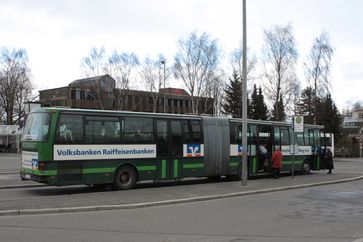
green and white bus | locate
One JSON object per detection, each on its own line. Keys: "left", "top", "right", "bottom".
{"left": 21, "top": 107, "right": 327, "bottom": 190}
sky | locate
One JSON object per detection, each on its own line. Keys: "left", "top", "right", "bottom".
{"left": 0, "top": 0, "right": 362, "bottom": 111}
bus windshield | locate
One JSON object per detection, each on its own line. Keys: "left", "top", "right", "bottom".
{"left": 22, "top": 112, "right": 50, "bottom": 141}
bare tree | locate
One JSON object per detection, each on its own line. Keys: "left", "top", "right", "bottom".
{"left": 174, "top": 32, "right": 221, "bottom": 114}
{"left": 107, "top": 51, "right": 139, "bottom": 110}
{"left": 204, "top": 70, "right": 225, "bottom": 116}
{"left": 0, "top": 48, "right": 33, "bottom": 125}
{"left": 230, "top": 47, "right": 257, "bottom": 91}
{"left": 139, "top": 57, "right": 163, "bottom": 112}
{"left": 79, "top": 47, "right": 109, "bottom": 109}
{"left": 262, "top": 24, "right": 299, "bottom": 121}
{"left": 81, "top": 47, "right": 107, "bottom": 77}
{"left": 304, "top": 31, "right": 334, "bottom": 124}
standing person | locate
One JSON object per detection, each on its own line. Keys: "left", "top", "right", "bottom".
{"left": 258, "top": 141, "right": 268, "bottom": 172}
{"left": 271, "top": 147, "right": 283, "bottom": 179}
{"left": 319, "top": 147, "right": 326, "bottom": 169}
{"left": 325, "top": 148, "right": 334, "bottom": 174}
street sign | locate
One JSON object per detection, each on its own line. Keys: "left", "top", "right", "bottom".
{"left": 293, "top": 116, "right": 304, "bottom": 133}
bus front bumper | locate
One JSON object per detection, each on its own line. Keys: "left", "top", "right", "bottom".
{"left": 20, "top": 171, "right": 49, "bottom": 183}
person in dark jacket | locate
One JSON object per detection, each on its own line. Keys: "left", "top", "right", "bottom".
{"left": 319, "top": 147, "right": 326, "bottom": 169}
{"left": 271, "top": 147, "right": 283, "bottom": 179}
{"left": 325, "top": 148, "right": 334, "bottom": 174}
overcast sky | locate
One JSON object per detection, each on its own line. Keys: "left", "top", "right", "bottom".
{"left": 0, "top": 0, "right": 362, "bottom": 111}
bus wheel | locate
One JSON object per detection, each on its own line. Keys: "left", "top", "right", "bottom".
{"left": 113, "top": 166, "right": 137, "bottom": 190}
{"left": 301, "top": 160, "right": 311, "bottom": 175}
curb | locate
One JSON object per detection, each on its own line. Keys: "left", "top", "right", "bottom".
{"left": 0, "top": 184, "right": 45, "bottom": 190}
{"left": 1, "top": 175, "right": 362, "bottom": 217}
{"left": 0, "top": 172, "right": 18, "bottom": 175}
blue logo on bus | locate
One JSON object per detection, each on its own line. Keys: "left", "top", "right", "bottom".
{"left": 186, "top": 144, "right": 202, "bottom": 157}
{"left": 31, "top": 159, "right": 38, "bottom": 170}
{"left": 238, "top": 144, "right": 243, "bottom": 155}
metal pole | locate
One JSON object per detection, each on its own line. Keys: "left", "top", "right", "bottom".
{"left": 161, "top": 60, "right": 166, "bottom": 113}
{"left": 241, "top": 0, "right": 248, "bottom": 186}
{"left": 291, "top": 133, "right": 295, "bottom": 180}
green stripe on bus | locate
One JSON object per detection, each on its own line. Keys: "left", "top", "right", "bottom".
{"left": 183, "top": 163, "right": 204, "bottom": 169}
{"left": 174, "top": 159, "right": 179, "bottom": 177}
{"left": 252, "top": 157, "right": 257, "bottom": 174}
{"left": 43, "top": 170, "right": 57, "bottom": 176}
{"left": 22, "top": 168, "right": 57, "bottom": 176}
{"left": 137, "top": 165, "right": 157, "bottom": 171}
{"left": 282, "top": 160, "right": 303, "bottom": 165}
{"left": 162, "top": 160, "right": 166, "bottom": 178}
{"left": 230, "top": 162, "right": 239, "bottom": 167}
{"left": 83, "top": 168, "right": 115, "bottom": 174}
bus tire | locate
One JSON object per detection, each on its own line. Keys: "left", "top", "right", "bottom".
{"left": 301, "top": 160, "right": 311, "bottom": 175}
{"left": 113, "top": 165, "right": 137, "bottom": 190}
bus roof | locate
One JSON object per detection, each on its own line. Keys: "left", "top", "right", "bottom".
{"left": 32, "top": 107, "right": 203, "bottom": 120}
{"left": 32, "top": 107, "right": 324, "bottom": 129}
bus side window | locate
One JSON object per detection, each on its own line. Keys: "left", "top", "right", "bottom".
{"left": 183, "top": 120, "right": 202, "bottom": 144}
{"left": 65, "top": 129, "right": 73, "bottom": 142}
{"left": 56, "top": 114, "right": 84, "bottom": 144}
{"left": 123, "top": 117, "right": 154, "bottom": 143}
{"left": 280, "top": 127, "right": 289, "bottom": 146}
{"left": 85, "top": 116, "right": 120, "bottom": 143}
{"left": 170, "top": 120, "right": 183, "bottom": 156}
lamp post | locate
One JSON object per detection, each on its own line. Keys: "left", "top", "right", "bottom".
{"left": 241, "top": 0, "right": 248, "bottom": 186}
{"left": 160, "top": 59, "right": 166, "bottom": 113}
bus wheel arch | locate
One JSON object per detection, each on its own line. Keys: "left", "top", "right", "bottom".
{"left": 113, "top": 164, "right": 138, "bottom": 190}
{"left": 300, "top": 159, "right": 311, "bottom": 175}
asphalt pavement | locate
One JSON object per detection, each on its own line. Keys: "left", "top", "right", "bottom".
{"left": 0, "top": 153, "right": 362, "bottom": 216}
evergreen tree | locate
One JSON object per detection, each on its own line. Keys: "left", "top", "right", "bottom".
{"left": 249, "top": 84, "right": 258, "bottom": 119}
{"left": 316, "top": 94, "right": 342, "bottom": 137}
{"left": 272, "top": 94, "right": 286, "bottom": 121}
{"left": 250, "top": 85, "right": 269, "bottom": 120}
{"left": 222, "top": 71, "right": 242, "bottom": 118}
{"left": 256, "top": 87, "right": 269, "bottom": 120}
{"left": 296, "top": 87, "right": 315, "bottom": 124}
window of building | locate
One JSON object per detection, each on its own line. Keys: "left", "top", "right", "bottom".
{"left": 75, "top": 89, "right": 81, "bottom": 100}
{"left": 184, "top": 100, "right": 189, "bottom": 108}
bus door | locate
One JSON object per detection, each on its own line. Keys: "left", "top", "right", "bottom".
{"left": 312, "top": 129, "right": 322, "bottom": 170}
{"left": 273, "top": 126, "right": 290, "bottom": 172}
{"left": 257, "top": 125, "right": 272, "bottom": 172}
{"left": 248, "top": 124, "right": 258, "bottom": 174}
{"left": 156, "top": 119, "right": 183, "bottom": 180}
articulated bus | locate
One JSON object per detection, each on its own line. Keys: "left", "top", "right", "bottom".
{"left": 21, "top": 107, "right": 329, "bottom": 190}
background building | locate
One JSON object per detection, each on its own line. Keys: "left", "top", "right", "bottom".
{"left": 342, "top": 107, "right": 363, "bottom": 135}
{"left": 39, "top": 75, "right": 214, "bottom": 115}
{"left": 339, "top": 107, "right": 363, "bottom": 157}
